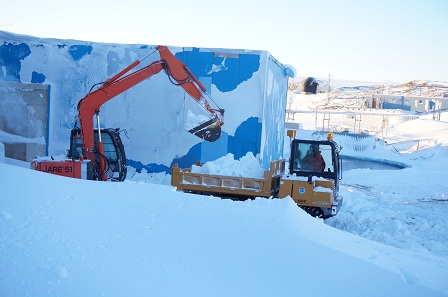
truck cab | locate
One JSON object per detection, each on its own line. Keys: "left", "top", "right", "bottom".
{"left": 278, "top": 137, "right": 342, "bottom": 218}
{"left": 290, "top": 139, "right": 342, "bottom": 196}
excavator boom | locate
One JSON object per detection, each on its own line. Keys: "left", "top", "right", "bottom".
{"left": 78, "top": 46, "right": 223, "bottom": 151}
{"left": 77, "top": 45, "right": 225, "bottom": 180}
{"left": 32, "top": 46, "right": 224, "bottom": 181}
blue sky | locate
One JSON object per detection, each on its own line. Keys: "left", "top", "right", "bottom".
{"left": 2, "top": 0, "right": 447, "bottom": 83}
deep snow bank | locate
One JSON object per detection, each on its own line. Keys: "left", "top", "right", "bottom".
{"left": 1, "top": 163, "right": 447, "bottom": 297}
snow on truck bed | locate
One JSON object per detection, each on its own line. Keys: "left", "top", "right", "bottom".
{"left": 191, "top": 152, "right": 266, "bottom": 178}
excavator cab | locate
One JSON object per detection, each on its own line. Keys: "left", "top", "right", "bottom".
{"left": 68, "top": 128, "right": 127, "bottom": 181}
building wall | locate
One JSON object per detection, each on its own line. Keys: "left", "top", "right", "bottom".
{"left": 259, "top": 56, "right": 288, "bottom": 169}
{"left": 371, "top": 94, "right": 448, "bottom": 113}
{"left": 0, "top": 31, "right": 292, "bottom": 171}
{"left": 0, "top": 81, "right": 48, "bottom": 161}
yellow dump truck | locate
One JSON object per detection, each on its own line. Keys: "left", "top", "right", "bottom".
{"left": 171, "top": 132, "right": 343, "bottom": 218}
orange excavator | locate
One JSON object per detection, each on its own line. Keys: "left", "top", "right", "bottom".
{"left": 31, "top": 45, "right": 224, "bottom": 181}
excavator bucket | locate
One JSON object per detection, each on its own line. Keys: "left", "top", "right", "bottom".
{"left": 188, "top": 117, "right": 222, "bottom": 142}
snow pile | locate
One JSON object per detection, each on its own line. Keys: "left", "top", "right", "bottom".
{"left": 191, "top": 152, "right": 265, "bottom": 178}
{"left": 184, "top": 109, "right": 211, "bottom": 131}
{"left": 0, "top": 129, "right": 45, "bottom": 144}
{"left": 126, "top": 167, "right": 172, "bottom": 185}
{"left": 326, "top": 164, "right": 448, "bottom": 258}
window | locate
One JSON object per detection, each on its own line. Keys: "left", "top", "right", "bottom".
{"left": 94, "top": 132, "right": 118, "bottom": 162}
{"left": 292, "top": 143, "right": 334, "bottom": 173}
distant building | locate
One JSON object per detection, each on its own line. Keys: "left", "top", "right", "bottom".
{"left": 316, "top": 81, "right": 331, "bottom": 93}
{"left": 369, "top": 94, "right": 448, "bottom": 112}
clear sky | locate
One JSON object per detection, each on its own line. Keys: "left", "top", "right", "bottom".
{"left": 2, "top": 0, "right": 447, "bottom": 83}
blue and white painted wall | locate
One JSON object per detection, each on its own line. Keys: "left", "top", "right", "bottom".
{"left": 0, "top": 31, "right": 293, "bottom": 172}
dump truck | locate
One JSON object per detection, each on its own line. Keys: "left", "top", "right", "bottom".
{"left": 172, "top": 131, "right": 343, "bottom": 218}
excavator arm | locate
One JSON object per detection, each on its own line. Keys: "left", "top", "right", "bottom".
{"left": 76, "top": 45, "right": 224, "bottom": 180}
{"left": 78, "top": 45, "right": 223, "bottom": 151}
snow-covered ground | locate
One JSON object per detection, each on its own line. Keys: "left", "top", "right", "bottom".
{"left": 1, "top": 81, "right": 448, "bottom": 296}
{"left": 286, "top": 84, "right": 448, "bottom": 260}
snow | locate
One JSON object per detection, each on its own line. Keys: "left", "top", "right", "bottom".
{"left": 1, "top": 81, "right": 448, "bottom": 296}
{"left": 184, "top": 109, "right": 212, "bottom": 131}
{"left": 0, "top": 129, "right": 45, "bottom": 145}
{"left": 191, "top": 152, "right": 265, "bottom": 178}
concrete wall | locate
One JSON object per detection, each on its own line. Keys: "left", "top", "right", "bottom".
{"left": 0, "top": 81, "right": 48, "bottom": 161}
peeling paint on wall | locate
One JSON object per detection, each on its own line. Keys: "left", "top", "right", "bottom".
{"left": 68, "top": 45, "right": 93, "bottom": 61}
{"left": 0, "top": 43, "right": 31, "bottom": 81}
{"left": 0, "top": 31, "right": 292, "bottom": 172}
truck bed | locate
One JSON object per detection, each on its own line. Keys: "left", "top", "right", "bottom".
{"left": 171, "top": 159, "right": 286, "bottom": 198}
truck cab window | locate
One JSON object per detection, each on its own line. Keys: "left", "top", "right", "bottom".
{"left": 292, "top": 143, "right": 334, "bottom": 173}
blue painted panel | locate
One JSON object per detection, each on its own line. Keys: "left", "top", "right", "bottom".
{"left": 0, "top": 43, "right": 31, "bottom": 81}
{"left": 201, "top": 131, "right": 229, "bottom": 163}
{"left": 176, "top": 49, "right": 260, "bottom": 93}
{"left": 170, "top": 142, "right": 202, "bottom": 169}
{"left": 232, "top": 117, "right": 261, "bottom": 160}
{"left": 185, "top": 48, "right": 214, "bottom": 77}
{"left": 429, "top": 100, "right": 435, "bottom": 110}
{"left": 174, "top": 50, "right": 189, "bottom": 66}
{"left": 68, "top": 45, "right": 92, "bottom": 61}
{"left": 212, "top": 56, "right": 239, "bottom": 92}
{"left": 31, "top": 71, "right": 46, "bottom": 83}
{"left": 239, "top": 54, "right": 261, "bottom": 84}
{"left": 383, "top": 102, "right": 411, "bottom": 111}
{"left": 127, "top": 159, "right": 170, "bottom": 174}
{"left": 227, "top": 135, "right": 235, "bottom": 155}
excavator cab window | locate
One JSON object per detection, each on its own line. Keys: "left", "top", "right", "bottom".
{"left": 68, "top": 128, "right": 127, "bottom": 181}
{"left": 68, "top": 129, "right": 84, "bottom": 159}
{"left": 94, "top": 132, "right": 118, "bottom": 163}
